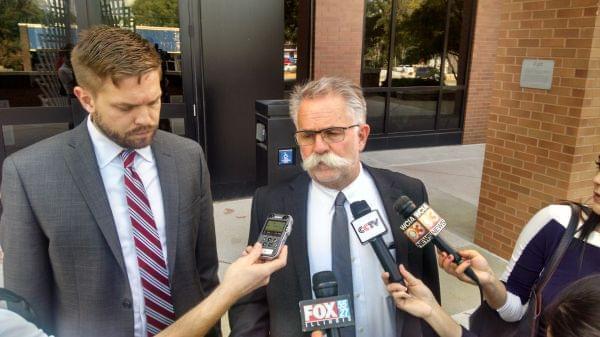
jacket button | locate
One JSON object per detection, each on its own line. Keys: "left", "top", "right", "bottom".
{"left": 122, "top": 298, "right": 132, "bottom": 309}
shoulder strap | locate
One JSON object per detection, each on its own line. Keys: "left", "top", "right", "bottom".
{"left": 535, "top": 203, "right": 580, "bottom": 293}
{"left": 0, "top": 288, "right": 37, "bottom": 325}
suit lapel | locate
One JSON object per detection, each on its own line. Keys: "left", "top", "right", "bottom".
{"left": 365, "top": 165, "right": 409, "bottom": 267}
{"left": 63, "top": 122, "right": 126, "bottom": 273}
{"left": 284, "top": 174, "right": 313, "bottom": 300}
{"left": 151, "top": 133, "right": 179, "bottom": 277}
{"left": 364, "top": 165, "right": 410, "bottom": 337}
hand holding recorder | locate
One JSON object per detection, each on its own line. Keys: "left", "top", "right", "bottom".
{"left": 257, "top": 213, "right": 293, "bottom": 260}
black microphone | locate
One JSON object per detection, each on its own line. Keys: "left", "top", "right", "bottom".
{"left": 313, "top": 272, "right": 341, "bottom": 337}
{"left": 298, "top": 271, "right": 354, "bottom": 336}
{"left": 349, "top": 200, "right": 403, "bottom": 284}
{"left": 393, "top": 195, "right": 479, "bottom": 285}
{"left": 313, "top": 271, "right": 338, "bottom": 298}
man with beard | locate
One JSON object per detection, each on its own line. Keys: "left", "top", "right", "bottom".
{"left": 228, "top": 77, "right": 440, "bottom": 337}
{"left": 0, "top": 26, "right": 220, "bottom": 337}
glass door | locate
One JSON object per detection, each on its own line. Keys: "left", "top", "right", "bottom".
{"left": 0, "top": 0, "right": 204, "bottom": 174}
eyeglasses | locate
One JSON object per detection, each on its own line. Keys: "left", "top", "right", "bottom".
{"left": 294, "top": 124, "right": 360, "bottom": 146}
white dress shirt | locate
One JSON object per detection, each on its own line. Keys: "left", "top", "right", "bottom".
{"left": 87, "top": 116, "right": 168, "bottom": 337}
{"left": 307, "top": 164, "right": 397, "bottom": 337}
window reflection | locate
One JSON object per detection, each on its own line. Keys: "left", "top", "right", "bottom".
{"left": 388, "top": 90, "right": 437, "bottom": 132}
{"left": 284, "top": 0, "right": 299, "bottom": 91}
{"left": 0, "top": 1, "right": 77, "bottom": 107}
{"left": 393, "top": 0, "right": 445, "bottom": 87}
{"left": 364, "top": 92, "right": 387, "bottom": 134}
{"left": 444, "top": 0, "right": 466, "bottom": 86}
{"left": 439, "top": 89, "right": 462, "bottom": 129}
{"left": 361, "top": 0, "right": 471, "bottom": 134}
{"left": 362, "top": 0, "right": 392, "bottom": 87}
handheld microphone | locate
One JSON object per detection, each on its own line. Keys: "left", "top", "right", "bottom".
{"left": 349, "top": 200, "right": 403, "bottom": 284}
{"left": 393, "top": 196, "right": 479, "bottom": 285}
{"left": 299, "top": 271, "right": 355, "bottom": 335}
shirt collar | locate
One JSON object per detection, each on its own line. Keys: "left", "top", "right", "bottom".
{"left": 311, "top": 163, "right": 367, "bottom": 210}
{"left": 86, "top": 115, "right": 154, "bottom": 168}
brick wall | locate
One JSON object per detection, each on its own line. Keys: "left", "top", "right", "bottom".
{"left": 474, "top": 0, "right": 600, "bottom": 258}
{"left": 463, "top": 0, "right": 503, "bottom": 144}
{"left": 313, "top": 0, "right": 364, "bottom": 84}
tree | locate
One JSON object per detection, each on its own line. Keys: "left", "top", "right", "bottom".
{"left": 0, "top": 0, "right": 44, "bottom": 70}
{"left": 284, "top": 0, "right": 298, "bottom": 44}
{"left": 395, "top": 0, "right": 464, "bottom": 80}
{"left": 363, "top": 0, "right": 392, "bottom": 70}
{"left": 132, "top": 0, "right": 179, "bottom": 27}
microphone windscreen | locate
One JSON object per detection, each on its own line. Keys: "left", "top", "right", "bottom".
{"left": 312, "top": 271, "right": 338, "bottom": 298}
{"left": 349, "top": 200, "right": 371, "bottom": 218}
{"left": 393, "top": 196, "right": 417, "bottom": 218}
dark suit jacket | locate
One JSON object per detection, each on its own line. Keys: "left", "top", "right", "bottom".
{"left": 229, "top": 165, "right": 440, "bottom": 337}
{"left": 0, "top": 122, "right": 221, "bottom": 337}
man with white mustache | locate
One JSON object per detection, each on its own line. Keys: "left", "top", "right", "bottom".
{"left": 229, "top": 77, "right": 441, "bottom": 337}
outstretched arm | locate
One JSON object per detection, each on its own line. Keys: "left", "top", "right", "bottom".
{"left": 438, "top": 249, "right": 507, "bottom": 309}
{"left": 383, "top": 265, "right": 463, "bottom": 337}
{"left": 158, "top": 243, "right": 287, "bottom": 337}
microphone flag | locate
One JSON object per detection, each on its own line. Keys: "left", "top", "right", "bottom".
{"left": 299, "top": 295, "right": 355, "bottom": 332}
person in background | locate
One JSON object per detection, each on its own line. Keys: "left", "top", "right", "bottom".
{"left": 438, "top": 156, "right": 600, "bottom": 336}
{"left": 57, "top": 44, "right": 76, "bottom": 98}
{"left": 384, "top": 265, "right": 600, "bottom": 337}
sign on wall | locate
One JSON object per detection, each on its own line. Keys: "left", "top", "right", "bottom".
{"left": 520, "top": 59, "right": 554, "bottom": 90}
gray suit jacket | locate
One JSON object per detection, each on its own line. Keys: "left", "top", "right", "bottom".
{"left": 0, "top": 122, "right": 221, "bottom": 337}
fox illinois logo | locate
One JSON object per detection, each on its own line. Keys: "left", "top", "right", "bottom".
{"left": 303, "top": 299, "right": 351, "bottom": 324}
{"left": 300, "top": 296, "right": 354, "bottom": 331}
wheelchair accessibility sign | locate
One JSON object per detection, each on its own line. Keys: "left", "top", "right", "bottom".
{"left": 278, "top": 148, "right": 295, "bottom": 166}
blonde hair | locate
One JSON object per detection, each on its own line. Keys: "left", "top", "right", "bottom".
{"left": 71, "top": 25, "right": 161, "bottom": 92}
{"left": 289, "top": 77, "right": 367, "bottom": 126}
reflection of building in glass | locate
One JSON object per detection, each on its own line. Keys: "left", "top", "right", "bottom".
{"left": 284, "top": 44, "right": 297, "bottom": 80}
{"left": 16, "top": 23, "right": 182, "bottom": 73}
{"left": 357, "top": 0, "right": 470, "bottom": 141}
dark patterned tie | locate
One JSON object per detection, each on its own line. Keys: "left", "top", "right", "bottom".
{"left": 331, "top": 192, "right": 355, "bottom": 337}
{"left": 121, "top": 150, "right": 175, "bottom": 336}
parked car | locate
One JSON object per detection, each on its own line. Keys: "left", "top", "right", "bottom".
{"left": 284, "top": 57, "right": 297, "bottom": 72}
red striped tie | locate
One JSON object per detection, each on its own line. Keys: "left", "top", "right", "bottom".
{"left": 121, "top": 150, "right": 175, "bottom": 336}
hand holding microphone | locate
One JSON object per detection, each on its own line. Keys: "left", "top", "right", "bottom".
{"left": 382, "top": 264, "right": 442, "bottom": 320}
{"left": 349, "top": 200, "right": 403, "bottom": 284}
{"left": 383, "top": 265, "right": 463, "bottom": 337}
{"left": 438, "top": 249, "right": 498, "bottom": 287}
{"left": 393, "top": 196, "right": 480, "bottom": 285}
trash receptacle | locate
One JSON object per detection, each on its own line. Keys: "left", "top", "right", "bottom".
{"left": 255, "top": 99, "right": 302, "bottom": 187}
